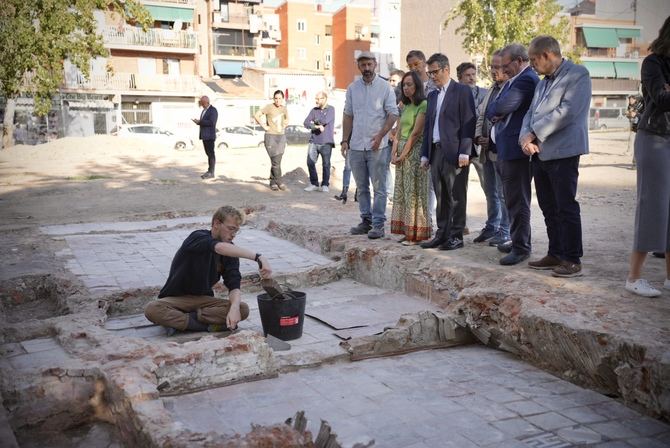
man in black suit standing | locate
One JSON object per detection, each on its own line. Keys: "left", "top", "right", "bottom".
{"left": 485, "top": 44, "right": 539, "bottom": 265}
{"left": 419, "top": 53, "right": 476, "bottom": 251}
{"left": 192, "top": 95, "right": 218, "bottom": 179}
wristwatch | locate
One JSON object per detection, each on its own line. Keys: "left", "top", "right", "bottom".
{"left": 254, "top": 253, "right": 262, "bottom": 268}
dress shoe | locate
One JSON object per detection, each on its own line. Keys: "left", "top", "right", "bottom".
{"left": 201, "top": 172, "right": 214, "bottom": 179}
{"left": 500, "top": 251, "right": 530, "bottom": 266}
{"left": 652, "top": 252, "right": 666, "bottom": 259}
{"left": 439, "top": 238, "right": 464, "bottom": 251}
{"left": 420, "top": 237, "right": 445, "bottom": 249}
{"left": 497, "top": 241, "right": 513, "bottom": 253}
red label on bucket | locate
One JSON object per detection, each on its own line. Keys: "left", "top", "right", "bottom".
{"left": 279, "top": 316, "right": 299, "bottom": 326}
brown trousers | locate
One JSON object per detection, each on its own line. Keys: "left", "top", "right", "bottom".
{"left": 144, "top": 295, "right": 250, "bottom": 331}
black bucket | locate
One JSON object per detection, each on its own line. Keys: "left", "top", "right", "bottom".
{"left": 257, "top": 291, "right": 306, "bottom": 341}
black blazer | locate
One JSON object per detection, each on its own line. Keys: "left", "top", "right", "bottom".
{"left": 420, "top": 80, "right": 476, "bottom": 166}
{"left": 199, "top": 106, "right": 218, "bottom": 141}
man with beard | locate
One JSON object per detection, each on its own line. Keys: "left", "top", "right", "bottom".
{"left": 342, "top": 51, "right": 399, "bottom": 239}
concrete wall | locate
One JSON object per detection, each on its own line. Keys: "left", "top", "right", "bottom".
{"left": 400, "top": 0, "right": 470, "bottom": 72}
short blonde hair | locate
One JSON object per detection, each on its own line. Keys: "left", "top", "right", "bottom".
{"left": 212, "top": 206, "right": 244, "bottom": 226}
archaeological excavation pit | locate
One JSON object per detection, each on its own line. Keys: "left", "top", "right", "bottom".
{"left": 1, "top": 216, "right": 669, "bottom": 447}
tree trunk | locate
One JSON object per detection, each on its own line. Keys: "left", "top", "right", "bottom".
{"left": 2, "top": 98, "right": 16, "bottom": 149}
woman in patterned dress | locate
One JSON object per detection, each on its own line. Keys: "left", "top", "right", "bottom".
{"left": 390, "top": 71, "right": 431, "bottom": 244}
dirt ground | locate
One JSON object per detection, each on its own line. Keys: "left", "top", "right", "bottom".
{"left": 0, "top": 130, "right": 646, "bottom": 282}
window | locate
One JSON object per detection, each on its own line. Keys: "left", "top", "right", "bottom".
{"left": 325, "top": 24, "right": 332, "bottom": 36}
{"left": 163, "top": 59, "right": 180, "bottom": 76}
{"left": 297, "top": 20, "right": 306, "bottom": 32}
{"left": 325, "top": 51, "right": 332, "bottom": 63}
{"left": 316, "top": 60, "right": 320, "bottom": 70}
{"left": 297, "top": 47, "right": 307, "bottom": 60}
{"left": 315, "top": 34, "right": 320, "bottom": 45}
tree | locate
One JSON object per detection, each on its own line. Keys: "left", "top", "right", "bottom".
{"left": 0, "top": 0, "right": 151, "bottom": 149}
{"left": 446, "top": 0, "right": 571, "bottom": 80}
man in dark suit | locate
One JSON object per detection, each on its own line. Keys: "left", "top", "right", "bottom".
{"left": 192, "top": 95, "right": 218, "bottom": 179}
{"left": 486, "top": 43, "right": 540, "bottom": 265}
{"left": 419, "top": 53, "right": 476, "bottom": 251}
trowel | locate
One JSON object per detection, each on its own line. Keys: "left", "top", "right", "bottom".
{"left": 265, "top": 333, "right": 291, "bottom": 351}
{"left": 261, "top": 277, "right": 286, "bottom": 300}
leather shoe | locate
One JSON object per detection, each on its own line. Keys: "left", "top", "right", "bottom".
{"left": 439, "top": 238, "right": 464, "bottom": 251}
{"left": 500, "top": 251, "right": 530, "bottom": 266}
{"left": 420, "top": 237, "right": 445, "bottom": 249}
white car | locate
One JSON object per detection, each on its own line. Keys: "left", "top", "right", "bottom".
{"left": 116, "top": 125, "right": 194, "bottom": 151}
{"left": 217, "top": 126, "right": 264, "bottom": 150}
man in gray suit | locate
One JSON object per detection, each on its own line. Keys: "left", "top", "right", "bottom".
{"left": 520, "top": 36, "right": 591, "bottom": 278}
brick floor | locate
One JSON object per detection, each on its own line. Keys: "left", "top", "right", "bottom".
{"left": 163, "top": 346, "right": 670, "bottom": 448}
{"left": 44, "top": 218, "right": 332, "bottom": 295}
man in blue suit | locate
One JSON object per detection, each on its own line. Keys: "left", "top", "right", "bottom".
{"left": 521, "top": 36, "right": 591, "bottom": 277}
{"left": 192, "top": 95, "right": 218, "bottom": 179}
{"left": 486, "top": 44, "right": 539, "bottom": 265}
{"left": 419, "top": 53, "right": 476, "bottom": 251}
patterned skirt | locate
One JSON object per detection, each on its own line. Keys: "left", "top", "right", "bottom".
{"left": 390, "top": 138, "right": 432, "bottom": 241}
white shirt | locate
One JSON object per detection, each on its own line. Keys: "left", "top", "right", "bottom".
{"left": 432, "top": 79, "right": 451, "bottom": 143}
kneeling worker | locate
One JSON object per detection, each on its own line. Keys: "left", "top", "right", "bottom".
{"left": 145, "top": 206, "right": 272, "bottom": 335}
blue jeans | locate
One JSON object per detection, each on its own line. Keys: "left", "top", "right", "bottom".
{"left": 473, "top": 158, "right": 509, "bottom": 237}
{"left": 349, "top": 147, "right": 391, "bottom": 228}
{"left": 342, "top": 150, "right": 352, "bottom": 189}
{"left": 307, "top": 143, "right": 332, "bottom": 186}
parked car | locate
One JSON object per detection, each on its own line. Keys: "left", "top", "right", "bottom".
{"left": 284, "top": 125, "right": 312, "bottom": 145}
{"left": 216, "top": 126, "right": 264, "bottom": 150}
{"left": 115, "top": 124, "right": 194, "bottom": 150}
{"left": 589, "top": 108, "right": 628, "bottom": 130}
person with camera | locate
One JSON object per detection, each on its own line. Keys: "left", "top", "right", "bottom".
{"left": 303, "top": 91, "right": 336, "bottom": 192}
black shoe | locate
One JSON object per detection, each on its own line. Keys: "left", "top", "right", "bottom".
{"left": 500, "top": 251, "right": 530, "bottom": 266}
{"left": 350, "top": 220, "right": 372, "bottom": 235}
{"left": 439, "top": 238, "right": 464, "bottom": 251}
{"left": 420, "top": 237, "right": 445, "bottom": 249}
{"left": 201, "top": 172, "right": 214, "bottom": 179}
{"left": 652, "top": 252, "right": 666, "bottom": 259}
{"left": 334, "top": 193, "right": 348, "bottom": 204}
{"left": 489, "top": 234, "right": 511, "bottom": 246}
{"left": 497, "top": 241, "right": 513, "bottom": 253}
{"left": 473, "top": 228, "right": 496, "bottom": 243}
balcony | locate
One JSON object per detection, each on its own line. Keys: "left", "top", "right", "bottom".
{"left": 142, "top": 0, "right": 194, "bottom": 5}
{"left": 591, "top": 78, "right": 640, "bottom": 94}
{"left": 63, "top": 72, "right": 201, "bottom": 93}
{"left": 103, "top": 26, "right": 197, "bottom": 53}
{"left": 581, "top": 46, "right": 641, "bottom": 59}
{"left": 212, "top": 44, "right": 255, "bottom": 57}
{"left": 212, "top": 10, "right": 250, "bottom": 29}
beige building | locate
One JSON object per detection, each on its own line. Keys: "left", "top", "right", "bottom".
{"left": 399, "top": 0, "right": 470, "bottom": 74}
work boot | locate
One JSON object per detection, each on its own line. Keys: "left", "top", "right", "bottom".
{"left": 350, "top": 219, "right": 372, "bottom": 235}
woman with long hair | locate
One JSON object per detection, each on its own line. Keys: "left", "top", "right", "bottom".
{"left": 624, "top": 16, "right": 670, "bottom": 297}
{"left": 390, "top": 71, "right": 431, "bottom": 244}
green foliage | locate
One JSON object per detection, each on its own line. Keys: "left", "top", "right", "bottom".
{"left": 0, "top": 0, "right": 151, "bottom": 116}
{"left": 447, "top": 0, "right": 571, "bottom": 77}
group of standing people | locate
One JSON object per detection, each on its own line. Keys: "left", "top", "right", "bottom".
{"left": 339, "top": 36, "right": 591, "bottom": 279}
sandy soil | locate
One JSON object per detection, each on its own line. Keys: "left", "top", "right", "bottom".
{"left": 0, "top": 130, "right": 660, "bottom": 288}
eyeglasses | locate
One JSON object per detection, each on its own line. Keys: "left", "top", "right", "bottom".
{"left": 427, "top": 68, "right": 442, "bottom": 77}
{"left": 225, "top": 225, "right": 241, "bottom": 234}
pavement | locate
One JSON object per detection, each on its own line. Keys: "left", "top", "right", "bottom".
{"left": 164, "top": 345, "right": 670, "bottom": 448}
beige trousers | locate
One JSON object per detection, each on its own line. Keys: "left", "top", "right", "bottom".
{"left": 144, "top": 295, "right": 250, "bottom": 331}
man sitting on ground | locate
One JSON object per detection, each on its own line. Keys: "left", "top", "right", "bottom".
{"left": 144, "top": 206, "right": 272, "bottom": 335}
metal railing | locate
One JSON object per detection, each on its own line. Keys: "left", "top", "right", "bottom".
{"left": 212, "top": 43, "right": 255, "bottom": 57}
{"left": 591, "top": 78, "right": 640, "bottom": 92}
{"left": 103, "top": 26, "right": 197, "bottom": 50}
{"left": 141, "top": 0, "right": 194, "bottom": 4}
{"left": 64, "top": 72, "right": 201, "bottom": 92}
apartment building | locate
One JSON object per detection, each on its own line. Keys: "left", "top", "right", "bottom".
{"left": 400, "top": 0, "right": 469, "bottom": 77}
{"left": 569, "top": 0, "right": 669, "bottom": 108}
{"left": 57, "top": 0, "right": 203, "bottom": 138}
{"left": 275, "top": 0, "right": 334, "bottom": 83}
{"left": 331, "top": 1, "right": 372, "bottom": 89}
{"left": 369, "top": 0, "right": 401, "bottom": 74}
